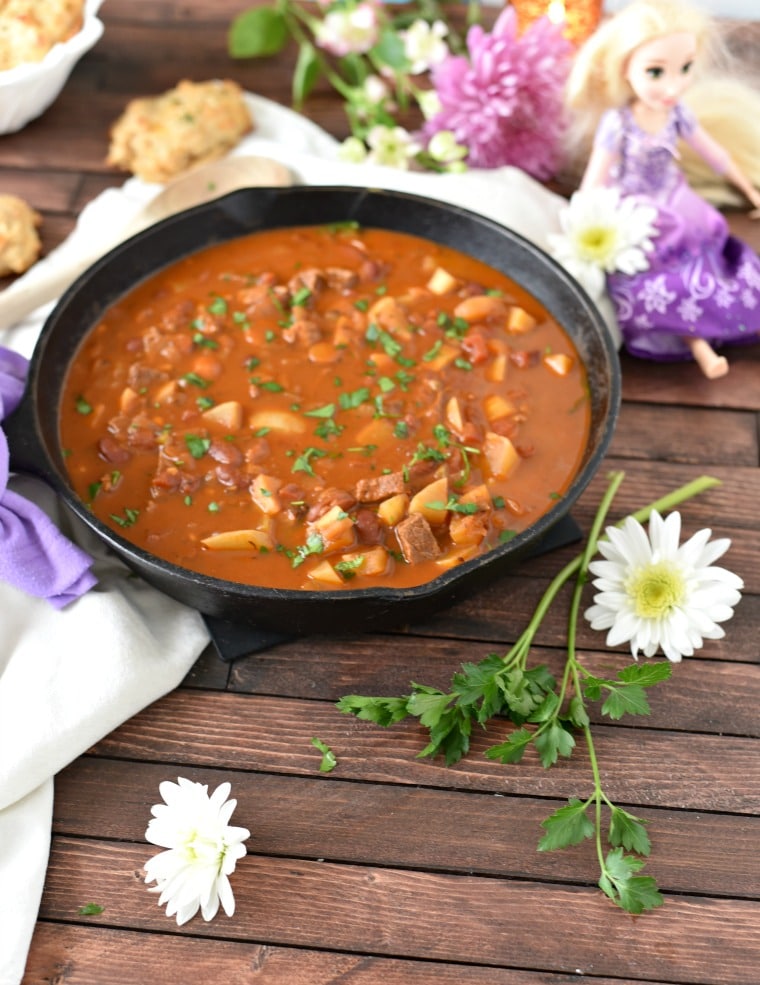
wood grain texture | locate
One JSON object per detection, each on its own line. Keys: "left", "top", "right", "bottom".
{"left": 36, "top": 839, "right": 760, "bottom": 985}
{"left": 88, "top": 689, "right": 760, "bottom": 813}
{"left": 53, "top": 757, "right": 760, "bottom": 898}
{"left": 11, "top": 4, "right": 760, "bottom": 983}
{"left": 24, "top": 923, "right": 686, "bottom": 985}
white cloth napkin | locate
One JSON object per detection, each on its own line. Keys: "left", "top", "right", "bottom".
{"left": 0, "top": 95, "right": 613, "bottom": 983}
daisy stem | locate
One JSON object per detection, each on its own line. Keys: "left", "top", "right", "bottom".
{"left": 566, "top": 471, "right": 624, "bottom": 875}
{"left": 506, "top": 472, "right": 721, "bottom": 673}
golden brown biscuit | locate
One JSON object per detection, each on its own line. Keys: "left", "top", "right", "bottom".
{"left": 106, "top": 79, "right": 255, "bottom": 184}
{"left": 0, "top": 193, "right": 42, "bottom": 276}
{"left": 0, "top": 0, "right": 84, "bottom": 71}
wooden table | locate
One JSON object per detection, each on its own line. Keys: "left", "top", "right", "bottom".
{"left": 5, "top": 3, "right": 760, "bottom": 982}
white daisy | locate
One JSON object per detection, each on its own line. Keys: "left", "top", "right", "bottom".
{"left": 548, "top": 186, "right": 658, "bottom": 300}
{"left": 584, "top": 511, "right": 743, "bottom": 663}
{"left": 144, "top": 777, "right": 250, "bottom": 925}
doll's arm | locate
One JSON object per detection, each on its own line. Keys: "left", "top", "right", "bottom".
{"left": 580, "top": 142, "right": 617, "bottom": 191}
{"left": 687, "top": 124, "right": 760, "bottom": 215}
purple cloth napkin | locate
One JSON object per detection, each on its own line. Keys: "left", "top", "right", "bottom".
{"left": 0, "top": 346, "right": 97, "bottom": 608}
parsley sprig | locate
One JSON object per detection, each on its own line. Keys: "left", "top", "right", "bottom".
{"left": 338, "top": 471, "right": 721, "bottom": 913}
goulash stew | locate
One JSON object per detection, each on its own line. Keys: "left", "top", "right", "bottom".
{"left": 60, "top": 224, "right": 590, "bottom": 591}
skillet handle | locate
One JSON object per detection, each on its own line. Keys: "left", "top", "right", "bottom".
{"left": 3, "top": 389, "right": 55, "bottom": 483}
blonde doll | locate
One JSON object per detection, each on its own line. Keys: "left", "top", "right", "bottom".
{"left": 566, "top": 0, "right": 760, "bottom": 378}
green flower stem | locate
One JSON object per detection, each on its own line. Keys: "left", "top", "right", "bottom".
{"left": 502, "top": 471, "right": 721, "bottom": 673}
{"left": 281, "top": 5, "right": 358, "bottom": 102}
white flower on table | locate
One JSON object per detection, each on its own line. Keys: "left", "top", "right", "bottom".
{"left": 547, "top": 186, "right": 658, "bottom": 300}
{"left": 144, "top": 777, "right": 250, "bottom": 925}
{"left": 584, "top": 510, "right": 743, "bottom": 663}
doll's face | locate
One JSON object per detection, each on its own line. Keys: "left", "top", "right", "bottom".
{"left": 625, "top": 31, "right": 698, "bottom": 111}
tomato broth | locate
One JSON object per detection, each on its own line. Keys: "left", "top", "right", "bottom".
{"left": 60, "top": 224, "right": 591, "bottom": 591}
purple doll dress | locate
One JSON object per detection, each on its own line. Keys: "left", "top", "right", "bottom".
{"left": 596, "top": 104, "right": 760, "bottom": 361}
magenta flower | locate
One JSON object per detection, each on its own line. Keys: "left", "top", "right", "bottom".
{"left": 422, "top": 8, "right": 572, "bottom": 178}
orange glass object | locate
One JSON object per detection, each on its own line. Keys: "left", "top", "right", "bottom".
{"left": 511, "top": 0, "right": 603, "bottom": 45}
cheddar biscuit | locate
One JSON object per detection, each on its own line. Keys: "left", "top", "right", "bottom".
{"left": 106, "top": 79, "right": 255, "bottom": 183}
{"left": 0, "top": 0, "right": 85, "bottom": 70}
{"left": 0, "top": 194, "right": 42, "bottom": 276}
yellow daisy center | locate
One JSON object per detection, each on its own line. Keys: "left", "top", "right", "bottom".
{"left": 626, "top": 561, "right": 686, "bottom": 619}
{"left": 577, "top": 225, "right": 618, "bottom": 262}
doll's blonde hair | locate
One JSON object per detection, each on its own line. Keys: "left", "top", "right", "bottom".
{"left": 564, "top": 0, "right": 760, "bottom": 206}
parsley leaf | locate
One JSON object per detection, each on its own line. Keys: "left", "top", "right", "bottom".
{"left": 599, "top": 849, "right": 664, "bottom": 913}
{"left": 78, "top": 902, "right": 105, "bottom": 916}
{"left": 538, "top": 799, "right": 595, "bottom": 851}
{"left": 311, "top": 737, "right": 337, "bottom": 773}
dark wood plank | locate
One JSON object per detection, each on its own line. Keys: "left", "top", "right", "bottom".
{"left": 620, "top": 346, "right": 760, "bottom": 411}
{"left": 22, "top": 923, "right": 684, "bottom": 985}
{"left": 89, "top": 690, "right": 760, "bottom": 814}
{"left": 37, "top": 838, "right": 760, "bottom": 985}
{"left": 53, "top": 757, "right": 760, "bottom": 899}
{"left": 609, "top": 404, "right": 758, "bottom": 466}
{"left": 227, "top": 637, "right": 760, "bottom": 737}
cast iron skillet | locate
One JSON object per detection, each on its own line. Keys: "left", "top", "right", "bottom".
{"left": 5, "top": 186, "right": 621, "bottom": 633}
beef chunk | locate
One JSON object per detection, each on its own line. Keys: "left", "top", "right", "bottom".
{"left": 354, "top": 471, "right": 405, "bottom": 503}
{"left": 395, "top": 512, "right": 441, "bottom": 564}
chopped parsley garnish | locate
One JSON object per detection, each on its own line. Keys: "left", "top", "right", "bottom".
{"left": 427, "top": 497, "right": 479, "bottom": 515}
{"left": 310, "top": 736, "right": 337, "bottom": 772}
{"left": 78, "top": 903, "right": 105, "bottom": 916}
{"left": 335, "top": 555, "right": 365, "bottom": 579}
{"left": 193, "top": 333, "right": 219, "bottom": 349}
{"left": 323, "top": 220, "right": 360, "bottom": 234}
{"left": 75, "top": 396, "right": 92, "bottom": 415}
{"left": 185, "top": 434, "right": 211, "bottom": 459}
{"left": 291, "top": 286, "right": 312, "bottom": 307}
{"left": 304, "top": 403, "right": 336, "bottom": 419}
{"left": 292, "top": 532, "right": 325, "bottom": 567}
{"left": 339, "top": 387, "right": 371, "bottom": 410}
{"left": 314, "top": 418, "right": 344, "bottom": 440}
{"left": 410, "top": 443, "right": 447, "bottom": 466}
{"left": 250, "top": 376, "right": 284, "bottom": 393}
{"left": 292, "top": 447, "right": 328, "bottom": 477}
{"left": 110, "top": 508, "right": 140, "bottom": 528}
{"left": 207, "top": 296, "right": 227, "bottom": 316}
{"left": 183, "top": 372, "right": 210, "bottom": 388}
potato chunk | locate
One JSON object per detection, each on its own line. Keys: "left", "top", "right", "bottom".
{"left": 426, "top": 266, "right": 459, "bottom": 295}
{"left": 309, "top": 504, "right": 356, "bottom": 552}
{"left": 201, "top": 528, "right": 274, "bottom": 551}
{"left": 483, "top": 431, "right": 520, "bottom": 479}
{"left": 409, "top": 476, "right": 448, "bottom": 526}
{"left": 202, "top": 400, "right": 243, "bottom": 429}
{"left": 250, "top": 473, "right": 282, "bottom": 515}
{"left": 377, "top": 492, "right": 409, "bottom": 526}
{"left": 307, "top": 560, "right": 344, "bottom": 586}
{"left": 543, "top": 352, "right": 574, "bottom": 376}
{"left": 249, "top": 410, "right": 306, "bottom": 434}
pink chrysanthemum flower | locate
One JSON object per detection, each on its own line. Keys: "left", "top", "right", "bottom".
{"left": 422, "top": 8, "right": 572, "bottom": 178}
